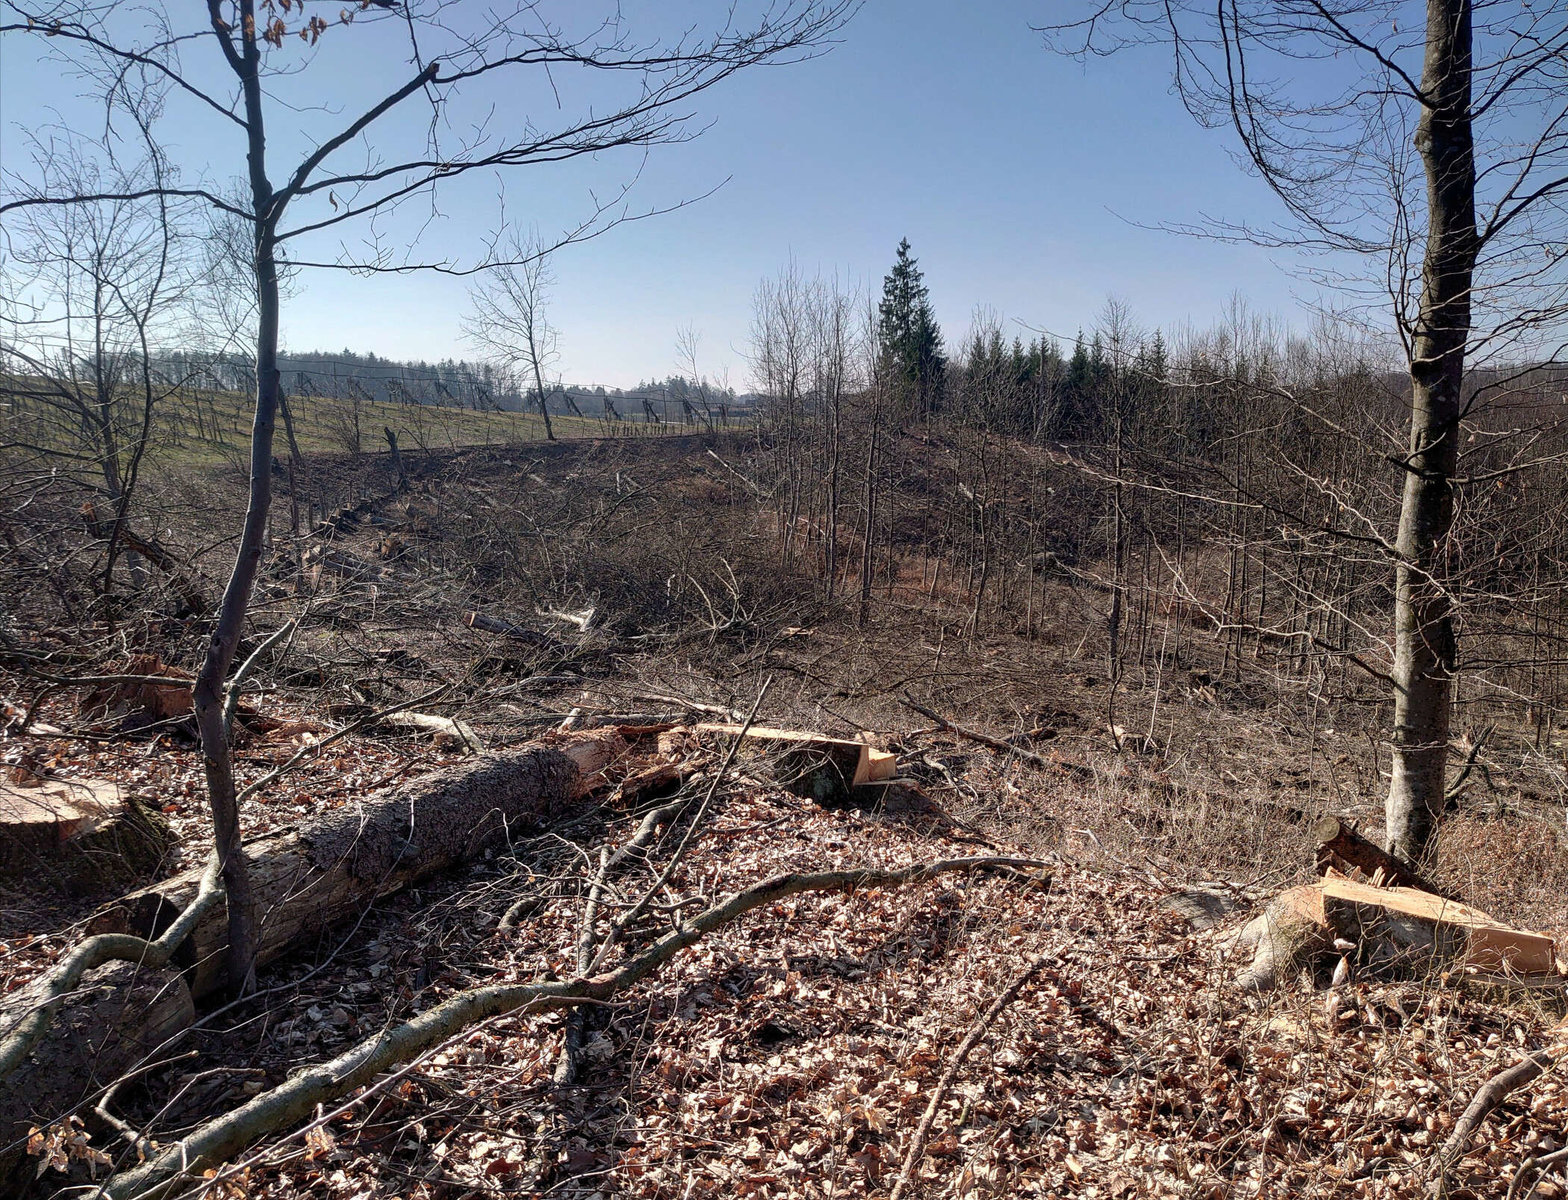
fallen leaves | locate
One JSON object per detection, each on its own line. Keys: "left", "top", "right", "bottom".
{"left": 8, "top": 707, "right": 1568, "bottom": 1200}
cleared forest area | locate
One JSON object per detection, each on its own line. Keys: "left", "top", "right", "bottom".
{"left": 4, "top": 413, "right": 1568, "bottom": 1198}
{"left": 4, "top": 0, "right": 1568, "bottom": 1197}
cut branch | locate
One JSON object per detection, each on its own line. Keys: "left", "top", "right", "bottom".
{"left": 889, "top": 952, "right": 1050, "bottom": 1200}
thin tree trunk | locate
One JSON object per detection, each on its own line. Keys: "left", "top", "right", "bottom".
{"left": 1385, "top": 0, "right": 1476, "bottom": 864}
{"left": 191, "top": 9, "right": 275, "bottom": 989}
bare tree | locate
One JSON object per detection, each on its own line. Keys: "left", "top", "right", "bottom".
{"left": 1045, "top": 0, "right": 1568, "bottom": 861}
{"left": 465, "top": 234, "right": 560, "bottom": 441}
{"left": 0, "top": 129, "right": 196, "bottom": 601}
{"left": 2, "top": 0, "right": 859, "bottom": 989}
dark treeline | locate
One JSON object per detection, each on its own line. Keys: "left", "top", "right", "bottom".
{"left": 151, "top": 349, "right": 743, "bottom": 418}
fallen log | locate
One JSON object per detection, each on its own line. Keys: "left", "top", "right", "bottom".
{"left": 694, "top": 723, "right": 896, "bottom": 802}
{"left": 0, "top": 863, "right": 223, "bottom": 1188}
{"left": 464, "top": 610, "right": 555, "bottom": 647}
{"left": 1312, "top": 815, "right": 1451, "bottom": 897}
{"left": 0, "top": 960, "right": 193, "bottom": 1191}
{"left": 304, "top": 546, "right": 383, "bottom": 582}
{"left": 0, "top": 732, "right": 624, "bottom": 1186}
{"left": 378, "top": 711, "right": 484, "bottom": 753}
{"left": 89, "top": 730, "right": 624, "bottom": 1001}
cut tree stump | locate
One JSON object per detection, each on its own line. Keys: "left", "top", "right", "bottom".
{"left": 78, "top": 655, "right": 195, "bottom": 733}
{"left": 0, "top": 960, "right": 192, "bottom": 1191}
{"left": 694, "top": 724, "right": 897, "bottom": 804}
{"left": 0, "top": 777, "right": 172, "bottom": 892}
{"left": 89, "top": 730, "right": 624, "bottom": 1000}
{"left": 1230, "top": 874, "right": 1557, "bottom": 989}
{"left": 1231, "top": 884, "right": 1331, "bottom": 991}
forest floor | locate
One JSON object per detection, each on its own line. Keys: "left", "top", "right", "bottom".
{"left": 4, "top": 432, "right": 1568, "bottom": 1198}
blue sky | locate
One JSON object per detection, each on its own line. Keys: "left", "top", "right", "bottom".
{"left": 1, "top": 1, "right": 1333, "bottom": 389}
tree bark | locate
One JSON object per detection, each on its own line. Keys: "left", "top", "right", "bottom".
{"left": 383, "top": 426, "right": 408, "bottom": 490}
{"left": 0, "top": 735, "right": 620, "bottom": 1186}
{"left": 0, "top": 960, "right": 192, "bottom": 1192}
{"left": 1385, "top": 0, "right": 1476, "bottom": 864}
{"left": 1312, "top": 815, "right": 1452, "bottom": 897}
{"left": 191, "top": 0, "right": 283, "bottom": 992}
{"left": 89, "top": 732, "right": 623, "bottom": 1000}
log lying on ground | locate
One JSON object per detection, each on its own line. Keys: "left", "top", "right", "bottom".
{"left": 464, "top": 610, "right": 556, "bottom": 647}
{"left": 1312, "top": 815, "right": 1452, "bottom": 897}
{"left": 304, "top": 546, "right": 383, "bottom": 583}
{"left": 378, "top": 711, "right": 484, "bottom": 753}
{"left": 0, "top": 733, "right": 623, "bottom": 1184}
{"left": 695, "top": 723, "right": 896, "bottom": 803}
{"left": 1231, "top": 873, "right": 1557, "bottom": 989}
{"left": 89, "top": 730, "right": 624, "bottom": 1001}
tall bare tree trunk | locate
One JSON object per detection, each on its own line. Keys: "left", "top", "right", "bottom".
{"left": 191, "top": 2, "right": 275, "bottom": 989}
{"left": 1385, "top": 0, "right": 1476, "bottom": 863}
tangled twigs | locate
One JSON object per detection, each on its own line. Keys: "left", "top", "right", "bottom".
{"left": 591, "top": 679, "right": 771, "bottom": 971}
{"left": 900, "top": 694, "right": 1060, "bottom": 772}
{"left": 555, "top": 683, "right": 769, "bottom": 1084}
{"left": 102, "top": 854, "right": 1047, "bottom": 1200}
{"left": 888, "top": 952, "right": 1051, "bottom": 1200}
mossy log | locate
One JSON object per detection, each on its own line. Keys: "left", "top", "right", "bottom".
{"left": 89, "top": 730, "right": 624, "bottom": 1000}
{"left": 0, "top": 733, "right": 623, "bottom": 1187}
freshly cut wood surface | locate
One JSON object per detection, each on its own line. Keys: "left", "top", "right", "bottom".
{"left": 694, "top": 724, "right": 897, "bottom": 788}
{"left": 1321, "top": 875, "right": 1556, "bottom": 975}
{"left": 0, "top": 776, "right": 172, "bottom": 889}
{"left": 0, "top": 776, "right": 120, "bottom": 841}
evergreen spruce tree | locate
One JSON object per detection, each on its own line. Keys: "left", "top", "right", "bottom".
{"left": 1057, "top": 332, "right": 1097, "bottom": 441}
{"left": 876, "top": 238, "right": 946, "bottom": 415}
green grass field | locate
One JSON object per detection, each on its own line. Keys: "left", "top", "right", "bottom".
{"left": 2, "top": 374, "right": 750, "bottom": 482}
{"left": 148, "top": 388, "right": 707, "bottom": 470}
